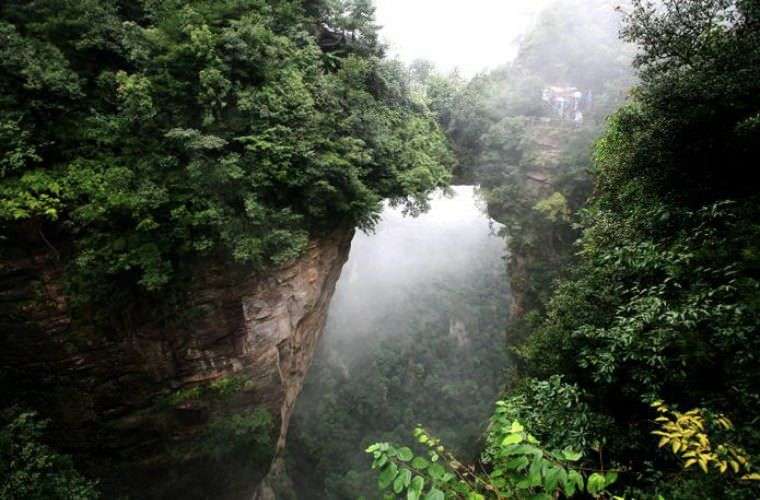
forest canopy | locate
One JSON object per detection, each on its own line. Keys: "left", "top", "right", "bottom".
{"left": 364, "top": 0, "right": 760, "bottom": 499}
{"left": 0, "top": 0, "right": 452, "bottom": 298}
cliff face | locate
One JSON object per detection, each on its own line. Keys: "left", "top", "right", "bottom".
{"left": 0, "top": 227, "right": 353, "bottom": 498}
{"left": 500, "top": 120, "right": 568, "bottom": 321}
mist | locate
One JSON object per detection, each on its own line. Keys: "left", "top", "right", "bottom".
{"left": 284, "top": 2, "right": 639, "bottom": 497}
{"left": 2, "top": 0, "right": 756, "bottom": 498}
{"left": 374, "top": 0, "right": 629, "bottom": 78}
{"left": 287, "top": 187, "right": 511, "bottom": 498}
{"left": 326, "top": 186, "right": 506, "bottom": 344}
{"left": 375, "top": 0, "right": 555, "bottom": 76}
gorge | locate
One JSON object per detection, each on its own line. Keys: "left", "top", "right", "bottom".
{"left": 286, "top": 186, "right": 509, "bottom": 498}
{"left": 2, "top": 1, "right": 759, "bottom": 499}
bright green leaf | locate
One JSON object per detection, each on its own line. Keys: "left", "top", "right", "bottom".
{"left": 378, "top": 463, "right": 398, "bottom": 490}
{"left": 502, "top": 433, "right": 524, "bottom": 446}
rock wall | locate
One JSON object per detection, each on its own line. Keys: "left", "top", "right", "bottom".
{"left": 501, "top": 120, "right": 568, "bottom": 320}
{"left": 0, "top": 227, "right": 354, "bottom": 498}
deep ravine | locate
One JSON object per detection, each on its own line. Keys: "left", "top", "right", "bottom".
{"left": 284, "top": 186, "right": 511, "bottom": 499}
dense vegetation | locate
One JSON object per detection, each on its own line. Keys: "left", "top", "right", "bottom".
{"left": 518, "top": 1, "right": 760, "bottom": 496}
{"left": 0, "top": 0, "right": 451, "bottom": 302}
{"left": 0, "top": 412, "right": 98, "bottom": 500}
{"left": 367, "top": 0, "right": 760, "bottom": 498}
{"left": 0, "top": 0, "right": 453, "bottom": 497}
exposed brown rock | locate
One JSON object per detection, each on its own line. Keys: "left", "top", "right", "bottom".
{"left": 0, "top": 227, "right": 353, "bottom": 498}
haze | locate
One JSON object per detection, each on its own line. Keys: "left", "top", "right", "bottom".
{"left": 375, "top": 0, "right": 554, "bottom": 76}
{"left": 324, "top": 186, "right": 507, "bottom": 342}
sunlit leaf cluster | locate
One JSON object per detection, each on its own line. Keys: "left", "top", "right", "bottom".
{"left": 651, "top": 402, "right": 756, "bottom": 479}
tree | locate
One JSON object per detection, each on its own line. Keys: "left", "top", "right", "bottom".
{"left": 0, "top": 412, "right": 98, "bottom": 500}
{"left": 0, "top": 0, "right": 452, "bottom": 303}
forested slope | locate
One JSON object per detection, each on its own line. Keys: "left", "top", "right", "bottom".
{"left": 367, "top": 1, "right": 760, "bottom": 498}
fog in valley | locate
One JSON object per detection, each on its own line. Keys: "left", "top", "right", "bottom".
{"left": 288, "top": 187, "right": 511, "bottom": 498}
{"left": 375, "top": 0, "right": 555, "bottom": 76}
{"left": 327, "top": 186, "right": 506, "bottom": 346}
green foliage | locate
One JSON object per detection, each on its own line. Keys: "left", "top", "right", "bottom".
{"left": 411, "top": 1, "right": 760, "bottom": 498}
{"left": 198, "top": 408, "right": 273, "bottom": 464}
{"left": 0, "top": 0, "right": 452, "bottom": 302}
{"left": 164, "top": 374, "right": 252, "bottom": 407}
{"left": 0, "top": 411, "right": 98, "bottom": 500}
{"left": 367, "top": 415, "right": 619, "bottom": 499}
{"left": 495, "top": 1, "right": 760, "bottom": 497}
{"left": 485, "top": 376, "right": 612, "bottom": 453}
{"left": 533, "top": 192, "right": 570, "bottom": 223}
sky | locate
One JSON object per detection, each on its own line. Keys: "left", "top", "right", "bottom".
{"left": 374, "top": 0, "right": 554, "bottom": 76}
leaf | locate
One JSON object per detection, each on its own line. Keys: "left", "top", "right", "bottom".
{"left": 503, "top": 444, "right": 541, "bottom": 456}
{"left": 510, "top": 421, "right": 525, "bottom": 433}
{"left": 411, "top": 457, "right": 430, "bottom": 470}
{"left": 543, "top": 465, "right": 562, "bottom": 492}
{"left": 528, "top": 457, "right": 543, "bottom": 487}
{"left": 394, "top": 469, "right": 412, "bottom": 494}
{"left": 378, "top": 463, "right": 399, "bottom": 490}
{"left": 568, "top": 469, "right": 584, "bottom": 491}
{"left": 562, "top": 448, "right": 583, "bottom": 461}
{"left": 428, "top": 463, "right": 446, "bottom": 480}
{"left": 563, "top": 470, "right": 578, "bottom": 497}
{"left": 408, "top": 476, "right": 425, "bottom": 499}
{"left": 506, "top": 456, "right": 530, "bottom": 471}
{"left": 557, "top": 468, "right": 569, "bottom": 494}
{"left": 502, "top": 433, "right": 523, "bottom": 446}
{"left": 516, "top": 478, "right": 533, "bottom": 490}
{"left": 424, "top": 488, "right": 445, "bottom": 500}
{"left": 398, "top": 447, "right": 414, "bottom": 462}
{"left": 605, "top": 471, "right": 618, "bottom": 487}
{"left": 587, "top": 472, "right": 606, "bottom": 495}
